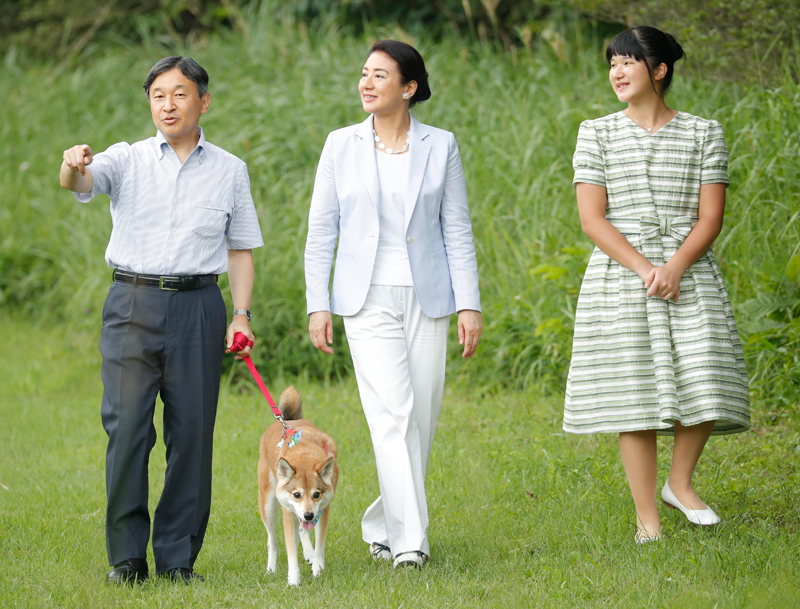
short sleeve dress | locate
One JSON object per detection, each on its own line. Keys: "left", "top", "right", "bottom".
{"left": 563, "top": 111, "right": 750, "bottom": 436}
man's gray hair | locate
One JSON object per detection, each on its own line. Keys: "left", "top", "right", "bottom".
{"left": 143, "top": 56, "right": 209, "bottom": 99}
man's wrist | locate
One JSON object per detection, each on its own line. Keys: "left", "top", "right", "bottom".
{"left": 232, "top": 308, "right": 251, "bottom": 321}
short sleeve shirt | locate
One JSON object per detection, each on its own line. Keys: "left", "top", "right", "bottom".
{"left": 74, "top": 127, "right": 264, "bottom": 275}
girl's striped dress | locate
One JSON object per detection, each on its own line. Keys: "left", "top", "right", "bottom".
{"left": 563, "top": 111, "right": 750, "bottom": 436}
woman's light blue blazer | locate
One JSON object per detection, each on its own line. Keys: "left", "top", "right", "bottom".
{"left": 305, "top": 114, "right": 481, "bottom": 319}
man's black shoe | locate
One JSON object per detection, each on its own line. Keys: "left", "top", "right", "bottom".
{"left": 161, "top": 567, "right": 205, "bottom": 584}
{"left": 106, "top": 558, "right": 148, "bottom": 585}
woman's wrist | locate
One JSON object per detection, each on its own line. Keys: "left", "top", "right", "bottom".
{"left": 664, "top": 257, "right": 689, "bottom": 277}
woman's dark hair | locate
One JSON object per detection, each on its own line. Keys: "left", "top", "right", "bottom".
{"left": 606, "top": 26, "right": 684, "bottom": 95}
{"left": 143, "top": 56, "right": 209, "bottom": 100}
{"left": 368, "top": 40, "right": 431, "bottom": 107}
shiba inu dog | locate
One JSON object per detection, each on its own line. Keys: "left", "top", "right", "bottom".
{"left": 257, "top": 386, "right": 339, "bottom": 586}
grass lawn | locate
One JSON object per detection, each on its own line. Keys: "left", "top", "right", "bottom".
{"left": 1, "top": 311, "right": 798, "bottom": 608}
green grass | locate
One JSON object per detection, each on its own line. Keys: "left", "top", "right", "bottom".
{"left": 1, "top": 312, "right": 799, "bottom": 608}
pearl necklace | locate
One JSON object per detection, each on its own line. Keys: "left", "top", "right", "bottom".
{"left": 373, "top": 129, "right": 410, "bottom": 155}
{"left": 625, "top": 107, "right": 667, "bottom": 133}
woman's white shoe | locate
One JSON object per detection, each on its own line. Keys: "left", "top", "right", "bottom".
{"left": 392, "top": 551, "right": 426, "bottom": 570}
{"left": 370, "top": 543, "right": 392, "bottom": 561}
{"left": 661, "top": 480, "right": 721, "bottom": 526}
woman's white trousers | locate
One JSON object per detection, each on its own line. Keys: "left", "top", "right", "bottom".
{"left": 343, "top": 285, "right": 450, "bottom": 557}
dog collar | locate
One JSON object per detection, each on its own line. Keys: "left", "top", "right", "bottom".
{"left": 277, "top": 427, "right": 302, "bottom": 449}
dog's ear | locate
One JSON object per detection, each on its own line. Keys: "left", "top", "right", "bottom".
{"left": 277, "top": 458, "right": 295, "bottom": 482}
{"left": 317, "top": 456, "right": 335, "bottom": 485}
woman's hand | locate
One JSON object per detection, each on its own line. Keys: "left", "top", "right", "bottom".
{"left": 644, "top": 261, "right": 685, "bottom": 302}
{"left": 309, "top": 311, "right": 334, "bottom": 354}
{"left": 457, "top": 309, "right": 483, "bottom": 358}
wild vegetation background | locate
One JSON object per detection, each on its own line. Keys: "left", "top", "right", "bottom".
{"left": 1, "top": 1, "right": 799, "bottom": 607}
{"left": 1, "top": 0, "right": 797, "bottom": 408}
{"left": 2, "top": 0, "right": 798, "bottom": 82}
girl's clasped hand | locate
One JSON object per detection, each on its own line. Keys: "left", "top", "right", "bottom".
{"left": 642, "top": 262, "right": 684, "bottom": 302}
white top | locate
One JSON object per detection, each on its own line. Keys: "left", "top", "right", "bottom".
{"left": 73, "top": 127, "right": 264, "bottom": 275}
{"left": 370, "top": 150, "right": 414, "bottom": 286}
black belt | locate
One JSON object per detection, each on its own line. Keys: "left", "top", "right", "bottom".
{"left": 112, "top": 269, "right": 219, "bottom": 291}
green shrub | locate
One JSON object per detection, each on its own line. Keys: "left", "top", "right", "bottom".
{"left": 0, "top": 0, "right": 245, "bottom": 62}
{"left": 4, "top": 1, "right": 796, "bottom": 85}
{"left": 568, "top": 0, "right": 800, "bottom": 84}
{"left": 1, "top": 15, "right": 797, "bottom": 409}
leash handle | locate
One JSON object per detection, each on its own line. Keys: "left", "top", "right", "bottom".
{"left": 231, "top": 332, "right": 283, "bottom": 423}
{"left": 231, "top": 332, "right": 250, "bottom": 352}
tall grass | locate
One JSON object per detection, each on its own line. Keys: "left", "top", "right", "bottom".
{"left": 0, "top": 13, "right": 797, "bottom": 407}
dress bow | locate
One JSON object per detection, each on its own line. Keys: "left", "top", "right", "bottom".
{"left": 639, "top": 215, "right": 696, "bottom": 243}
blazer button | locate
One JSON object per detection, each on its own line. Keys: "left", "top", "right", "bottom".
{"left": 407, "top": 237, "right": 413, "bottom": 244}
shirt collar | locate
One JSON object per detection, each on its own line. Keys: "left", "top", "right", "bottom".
{"left": 155, "top": 126, "right": 206, "bottom": 163}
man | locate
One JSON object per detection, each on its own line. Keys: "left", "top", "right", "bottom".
{"left": 59, "top": 56, "right": 263, "bottom": 585}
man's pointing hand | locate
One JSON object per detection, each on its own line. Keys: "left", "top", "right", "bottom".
{"left": 63, "top": 145, "right": 94, "bottom": 175}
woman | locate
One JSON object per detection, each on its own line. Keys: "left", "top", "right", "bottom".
{"left": 564, "top": 27, "right": 750, "bottom": 543}
{"left": 304, "top": 40, "right": 482, "bottom": 568}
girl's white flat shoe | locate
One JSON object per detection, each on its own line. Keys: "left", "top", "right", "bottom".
{"left": 634, "top": 530, "right": 662, "bottom": 544}
{"left": 661, "top": 480, "right": 721, "bottom": 526}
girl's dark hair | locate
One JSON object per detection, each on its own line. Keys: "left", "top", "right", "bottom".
{"left": 143, "top": 56, "right": 209, "bottom": 100}
{"left": 606, "top": 26, "right": 684, "bottom": 95}
{"left": 368, "top": 40, "right": 431, "bottom": 107}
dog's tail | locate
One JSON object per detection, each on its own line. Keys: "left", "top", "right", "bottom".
{"left": 278, "top": 385, "right": 303, "bottom": 420}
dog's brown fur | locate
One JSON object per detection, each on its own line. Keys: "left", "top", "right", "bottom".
{"left": 257, "top": 386, "right": 339, "bottom": 586}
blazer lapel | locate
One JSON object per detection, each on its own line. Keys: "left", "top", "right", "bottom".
{"left": 355, "top": 115, "right": 380, "bottom": 214}
{"left": 404, "top": 115, "right": 431, "bottom": 232}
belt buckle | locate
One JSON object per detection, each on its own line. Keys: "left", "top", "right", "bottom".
{"left": 159, "top": 276, "right": 181, "bottom": 291}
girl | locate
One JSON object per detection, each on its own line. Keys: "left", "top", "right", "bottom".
{"left": 564, "top": 26, "right": 750, "bottom": 543}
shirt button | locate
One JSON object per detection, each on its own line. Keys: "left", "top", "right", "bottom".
{"left": 407, "top": 237, "right": 413, "bottom": 244}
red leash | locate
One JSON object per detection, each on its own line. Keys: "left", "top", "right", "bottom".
{"left": 231, "top": 332, "right": 298, "bottom": 444}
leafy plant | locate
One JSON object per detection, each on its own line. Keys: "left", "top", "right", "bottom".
{"left": 1, "top": 10, "right": 798, "bottom": 407}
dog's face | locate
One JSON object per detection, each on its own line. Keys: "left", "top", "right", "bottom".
{"left": 276, "top": 456, "right": 336, "bottom": 530}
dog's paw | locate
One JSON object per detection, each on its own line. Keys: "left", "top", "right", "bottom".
{"left": 300, "top": 536, "right": 315, "bottom": 563}
{"left": 266, "top": 564, "right": 277, "bottom": 575}
{"left": 287, "top": 566, "right": 302, "bottom": 587}
{"left": 312, "top": 562, "right": 325, "bottom": 577}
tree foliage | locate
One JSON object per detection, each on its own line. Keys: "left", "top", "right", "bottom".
{"left": 1, "top": 1, "right": 797, "bottom": 84}
{"left": 569, "top": 0, "right": 800, "bottom": 82}
{"left": 0, "top": 0, "right": 243, "bottom": 64}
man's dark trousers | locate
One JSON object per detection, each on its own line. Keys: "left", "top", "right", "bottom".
{"left": 99, "top": 280, "right": 226, "bottom": 572}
